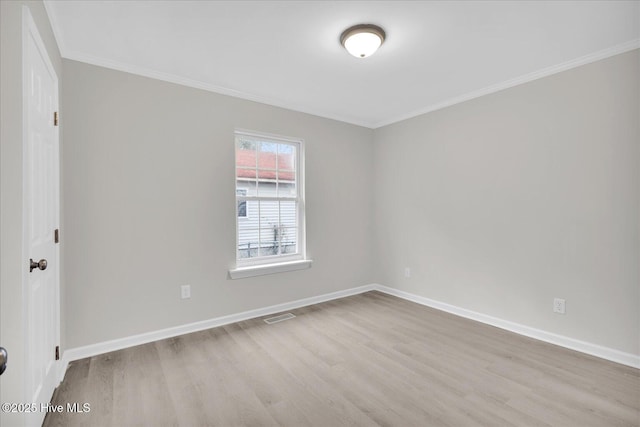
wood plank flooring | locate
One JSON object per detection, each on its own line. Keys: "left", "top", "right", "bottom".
{"left": 44, "top": 291, "right": 640, "bottom": 426}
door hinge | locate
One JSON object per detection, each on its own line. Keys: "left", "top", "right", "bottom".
{"left": 55, "top": 346, "right": 60, "bottom": 361}
{"left": 54, "top": 228, "right": 59, "bottom": 244}
{"left": 54, "top": 111, "right": 59, "bottom": 126}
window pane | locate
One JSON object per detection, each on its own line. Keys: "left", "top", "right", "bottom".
{"left": 257, "top": 142, "right": 277, "bottom": 170}
{"left": 278, "top": 179, "right": 296, "bottom": 198}
{"left": 237, "top": 168, "right": 256, "bottom": 190}
{"left": 259, "top": 225, "right": 279, "bottom": 257}
{"left": 259, "top": 200, "right": 279, "bottom": 228}
{"left": 238, "top": 228, "right": 259, "bottom": 259}
{"left": 277, "top": 144, "right": 295, "bottom": 198}
{"left": 259, "top": 141, "right": 278, "bottom": 154}
{"left": 280, "top": 227, "right": 297, "bottom": 254}
{"left": 236, "top": 137, "right": 256, "bottom": 152}
{"left": 236, "top": 140, "right": 256, "bottom": 168}
{"left": 236, "top": 168, "right": 256, "bottom": 179}
{"left": 257, "top": 179, "right": 277, "bottom": 197}
{"left": 256, "top": 142, "right": 277, "bottom": 197}
{"left": 278, "top": 144, "right": 295, "bottom": 170}
{"left": 280, "top": 200, "right": 296, "bottom": 228}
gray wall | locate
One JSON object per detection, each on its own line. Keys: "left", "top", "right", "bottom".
{"left": 62, "top": 60, "right": 374, "bottom": 348}
{"left": 0, "top": 1, "right": 62, "bottom": 425}
{"left": 373, "top": 49, "right": 639, "bottom": 355}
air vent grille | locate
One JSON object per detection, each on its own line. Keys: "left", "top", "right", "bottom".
{"left": 263, "top": 313, "right": 296, "bottom": 324}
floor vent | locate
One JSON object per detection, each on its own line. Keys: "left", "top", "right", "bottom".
{"left": 264, "top": 313, "right": 296, "bottom": 324}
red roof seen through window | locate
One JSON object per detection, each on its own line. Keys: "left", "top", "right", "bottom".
{"left": 236, "top": 149, "right": 294, "bottom": 181}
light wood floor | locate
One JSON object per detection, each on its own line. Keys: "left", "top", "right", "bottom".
{"left": 44, "top": 291, "right": 639, "bottom": 426}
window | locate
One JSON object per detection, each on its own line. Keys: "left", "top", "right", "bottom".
{"left": 233, "top": 130, "right": 308, "bottom": 275}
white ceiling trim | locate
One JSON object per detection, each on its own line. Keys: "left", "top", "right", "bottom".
{"left": 61, "top": 48, "right": 374, "bottom": 128}
{"left": 372, "top": 39, "right": 640, "bottom": 129}
{"left": 43, "top": 1, "right": 640, "bottom": 130}
{"left": 43, "top": 0, "right": 372, "bottom": 127}
{"left": 60, "top": 40, "right": 639, "bottom": 130}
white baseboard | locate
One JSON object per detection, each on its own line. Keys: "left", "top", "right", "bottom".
{"left": 374, "top": 284, "right": 640, "bottom": 370}
{"left": 58, "top": 284, "right": 376, "bottom": 381}
{"left": 58, "top": 282, "right": 638, "bottom": 382}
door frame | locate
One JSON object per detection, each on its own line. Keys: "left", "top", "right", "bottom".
{"left": 21, "top": 5, "right": 61, "bottom": 420}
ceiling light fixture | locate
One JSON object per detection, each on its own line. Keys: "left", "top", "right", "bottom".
{"left": 340, "top": 24, "right": 386, "bottom": 58}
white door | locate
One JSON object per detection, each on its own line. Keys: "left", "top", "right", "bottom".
{"left": 23, "top": 7, "right": 60, "bottom": 427}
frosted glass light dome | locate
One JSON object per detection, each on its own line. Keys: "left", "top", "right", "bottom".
{"left": 340, "top": 24, "right": 386, "bottom": 58}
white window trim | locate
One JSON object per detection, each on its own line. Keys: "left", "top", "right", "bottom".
{"left": 230, "top": 129, "right": 310, "bottom": 278}
{"left": 229, "top": 259, "right": 313, "bottom": 279}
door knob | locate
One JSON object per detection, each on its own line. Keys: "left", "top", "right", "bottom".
{"left": 0, "top": 347, "right": 7, "bottom": 375}
{"left": 29, "top": 258, "right": 47, "bottom": 272}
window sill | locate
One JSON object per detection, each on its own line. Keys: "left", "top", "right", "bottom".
{"left": 229, "top": 259, "right": 313, "bottom": 280}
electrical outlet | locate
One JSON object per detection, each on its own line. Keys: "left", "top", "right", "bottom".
{"left": 553, "top": 298, "right": 565, "bottom": 314}
{"left": 404, "top": 267, "right": 411, "bottom": 278}
{"left": 181, "top": 285, "right": 191, "bottom": 299}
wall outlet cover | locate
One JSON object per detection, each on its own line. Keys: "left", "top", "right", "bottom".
{"left": 553, "top": 298, "right": 566, "bottom": 314}
{"left": 181, "top": 285, "right": 191, "bottom": 299}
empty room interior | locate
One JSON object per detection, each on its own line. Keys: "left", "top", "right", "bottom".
{"left": 1, "top": 1, "right": 639, "bottom": 426}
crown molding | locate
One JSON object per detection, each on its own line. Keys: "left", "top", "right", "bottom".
{"left": 372, "top": 39, "right": 640, "bottom": 129}
{"left": 60, "top": 48, "right": 375, "bottom": 129}
{"left": 42, "top": 1, "right": 638, "bottom": 130}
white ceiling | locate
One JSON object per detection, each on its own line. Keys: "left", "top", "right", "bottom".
{"left": 45, "top": 1, "right": 639, "bottom": 128}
